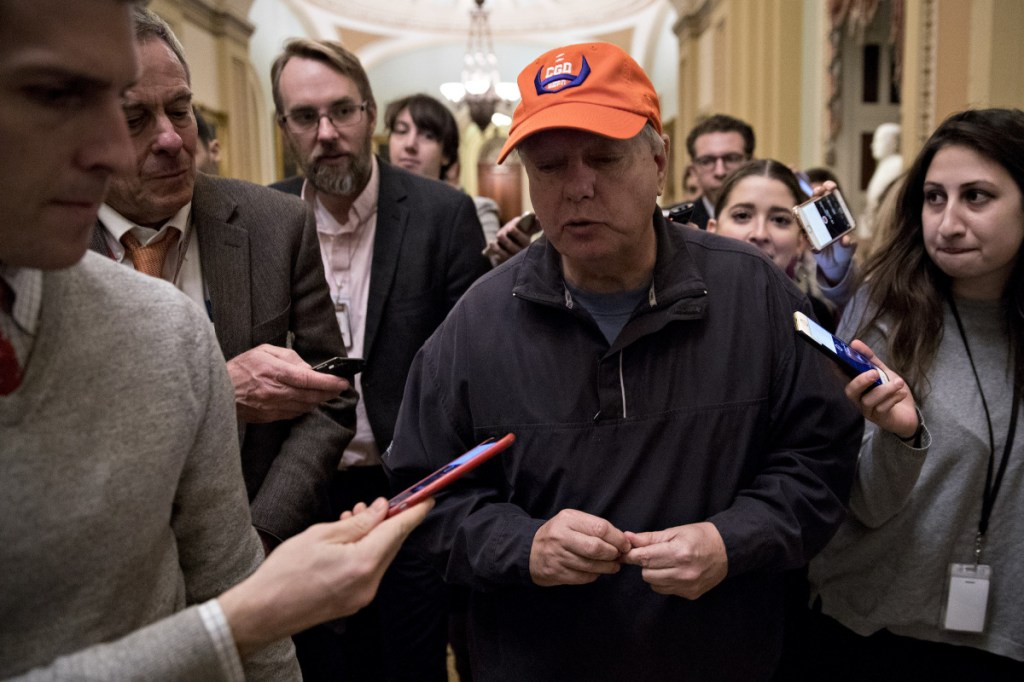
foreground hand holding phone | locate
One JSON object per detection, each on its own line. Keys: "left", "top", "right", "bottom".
{"left": 841, "top": 339, "right": 920, "bottom": 440}
{"left": 219, "top": 497, "right": 432, "bottom": 657}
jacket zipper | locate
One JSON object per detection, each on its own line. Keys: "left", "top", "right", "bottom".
{"left": 618, "top": 350, "right": 627, "bottom": 418}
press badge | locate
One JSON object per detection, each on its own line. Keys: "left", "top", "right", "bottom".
{"left": 941, "top": 563, "right": 991, "bottom": 633}
{"left": 335, "top": 298, "right": 353, "bottom": 350}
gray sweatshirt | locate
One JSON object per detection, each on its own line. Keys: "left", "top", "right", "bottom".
{"left": 0, "top": 253, "right": 300, "bottom": 680}
{"left": 810, "top": 292, "right": 1023, "bottom": 662}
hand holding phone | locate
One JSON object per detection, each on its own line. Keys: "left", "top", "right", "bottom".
{"left": 793, "top": 311, "right": 888, "bottom": 387}
{"left": 795, "top": 317, "right": 920, "bottom": 439}
{"left": 793, "top": 188, "right": 856, "bottom": 252}
{"left": 388, "top": 433, "right": 516, "bottom": 517}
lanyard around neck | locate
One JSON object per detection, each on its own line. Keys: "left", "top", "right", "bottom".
{"left": 948, "top": 298, "right": 1020, "bottom": 551}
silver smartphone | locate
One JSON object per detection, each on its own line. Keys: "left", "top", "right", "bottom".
{"left": 793, "top": 188, "right": 856, "bottom": 252}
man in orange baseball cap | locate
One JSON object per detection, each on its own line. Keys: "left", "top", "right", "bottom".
{"left": 497, "top": 41, "right": 662, "bottom": 162}
{"left": 385, "top": 41, "right": 861, "bottom": 680}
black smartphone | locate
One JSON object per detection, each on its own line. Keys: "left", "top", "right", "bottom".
{"left": 312, "top": 356, "right": 365, "bottom": 377}
{"left": 793, "top": 312, "right": 888, "bottom": 387}
{"left": 667, "top": 202, "right": 695, "bottom": 225}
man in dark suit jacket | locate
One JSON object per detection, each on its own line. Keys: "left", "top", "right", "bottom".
{"left": 93, "top": 13, "right": 355, "bottom": 547}
{"left": 664, "top": 113, "right": 755, "bottom": 229}
{"left": 270, "top": 37, "right": 490, "bottom": 681}
{"left": 271, "top": 161, "right": 487, "bottom": 454}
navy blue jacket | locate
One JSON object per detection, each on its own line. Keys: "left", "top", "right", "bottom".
{"left": 385, "top": 212, "right": 862, "bottom": 680}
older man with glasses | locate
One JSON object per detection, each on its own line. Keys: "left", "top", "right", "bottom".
{"left": 94, "top": 8, "right": 355, "bottom": 555}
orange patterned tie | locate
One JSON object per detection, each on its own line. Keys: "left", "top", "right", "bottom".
{"left": 121, "top": 228, "right": 179, "bottom": 278}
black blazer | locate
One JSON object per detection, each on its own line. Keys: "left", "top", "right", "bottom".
{"left": 272, "top": 160, "right": 491, "bottom": 452}
{"left": 94, "top": 173, "right": 355, "bottom": 541}
{"left": 689, "top": 196, "right": 712, "bottom": 230}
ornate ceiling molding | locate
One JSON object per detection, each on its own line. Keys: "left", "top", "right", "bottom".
{"left": 298, "top": 0, "right": 665, "bottom": 35}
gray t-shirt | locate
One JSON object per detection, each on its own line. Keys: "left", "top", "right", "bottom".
{"left": 565, "top": 282, "right": 649, "bottom": 345}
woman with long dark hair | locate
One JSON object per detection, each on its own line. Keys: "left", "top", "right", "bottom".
{"left": 805, "top": 108, "right": 1024, "bottom": 679}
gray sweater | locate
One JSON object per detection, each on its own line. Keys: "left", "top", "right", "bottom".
{"left": 810, "top": 293, "right": 1023, "bottom": 662}
{"left": 0, "top": 253, "right": 299, "bottom": 680}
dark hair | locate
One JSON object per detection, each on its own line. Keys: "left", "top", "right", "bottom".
{"left": 856, "top": 108, "right": 1024, "bottom": 395}
{"left": 712, "top": 158, "right": 809, "bottom": 217}
{"left": 271, "top": 38, "right": 375, "bottom": 119}
{"left": 803, "top": 167, "right": 842, "bottom": 191}
{"left": 384, "top": 94, "right": 459, "bottom": 179}
{"left": 685, "top": 114, "right": 755, "bottom": 159}
{"left": 194, "top": 106, "right": 215, "bottom": 147}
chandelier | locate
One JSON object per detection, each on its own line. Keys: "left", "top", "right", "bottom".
{"left": 440, "top": 0, "right": 519, "bottom": 132}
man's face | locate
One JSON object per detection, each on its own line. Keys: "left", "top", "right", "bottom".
{"left": 276, "top": 57, "right": 376, "bottom": 197}
{"left": 105, "top": 38, "right": 197, "bottom": 228}
{"left": 691, "top": 131, "right": 748, "bottom": 204}
{"left": 520, "top": 128, "right": 667, "bottom": 286}
{"left": 195, "top": 138, "right": 221, "bottom": 175}
{"left": 0, "top": 0, "right": 137, "bottom": 269}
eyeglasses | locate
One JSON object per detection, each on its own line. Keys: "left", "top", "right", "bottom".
{"left": 280, "top": 101, "right": 368, "bottom": 134}
{"left": 693, "top": 153, "right": 748, "bottom": 170}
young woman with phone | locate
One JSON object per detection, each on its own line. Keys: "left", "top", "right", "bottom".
{"left": 707, "top": 159, "right": 837, "bottom": 329}
{"left": 798, "top": 109, "right": 1024, "bottom": 679}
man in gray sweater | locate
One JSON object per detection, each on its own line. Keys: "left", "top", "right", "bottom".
{"left": 0, "top": 1, "right": 428, "bottom": 679}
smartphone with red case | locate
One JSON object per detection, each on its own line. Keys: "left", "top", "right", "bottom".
{"left": 387, "top": 433, "right": 516, "bottom": 517}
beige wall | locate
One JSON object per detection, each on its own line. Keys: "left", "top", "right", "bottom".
{"left": 669, "top": 0, "right": 807, "bottom": 204}
{"left": 147, "top": 0, "right": 1024, "bottom": 190}
{"left": 897, "top": 0, "right": 1024, "bottom": 159}
{"left": 150, "top": 0, "right": 270, "bottom": 183}
{"left": 673, "top": 0, "right": 1024, "bottom": 204}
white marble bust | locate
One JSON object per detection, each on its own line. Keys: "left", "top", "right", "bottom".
{"left": 861, "top": 122, "right": 903, "bottom": 237}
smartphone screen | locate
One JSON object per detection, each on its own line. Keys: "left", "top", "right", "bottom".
{"left": 794, "top": 189, "right": 856, "bottom": 251}
{"left": 793, "top": 311, "right": 888, "bottom": 386}
{"left": 387, "top": 433, "right": 516, "bottom": 517}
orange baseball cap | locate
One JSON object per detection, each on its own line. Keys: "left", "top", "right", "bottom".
{"left": 497, "top": 42, "right": 661, "bottom": 164}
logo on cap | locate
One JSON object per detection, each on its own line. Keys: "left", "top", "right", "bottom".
{"left": 534, "top": 54, "right": 591, "bottom": 96}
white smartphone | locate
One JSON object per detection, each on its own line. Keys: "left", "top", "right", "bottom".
{"left": 793, "top": 188, "right": 856, "bottom": 252}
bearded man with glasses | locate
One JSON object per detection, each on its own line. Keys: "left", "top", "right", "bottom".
{"left": 270, "top": 38, "right": 491, "bottom": 681}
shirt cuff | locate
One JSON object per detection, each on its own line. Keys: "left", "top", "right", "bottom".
{"left": 199, "top": 599, "right": 245, "bottom": 682}
{"left": 886, "top": 405, "right": 930, "bottom": 450}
